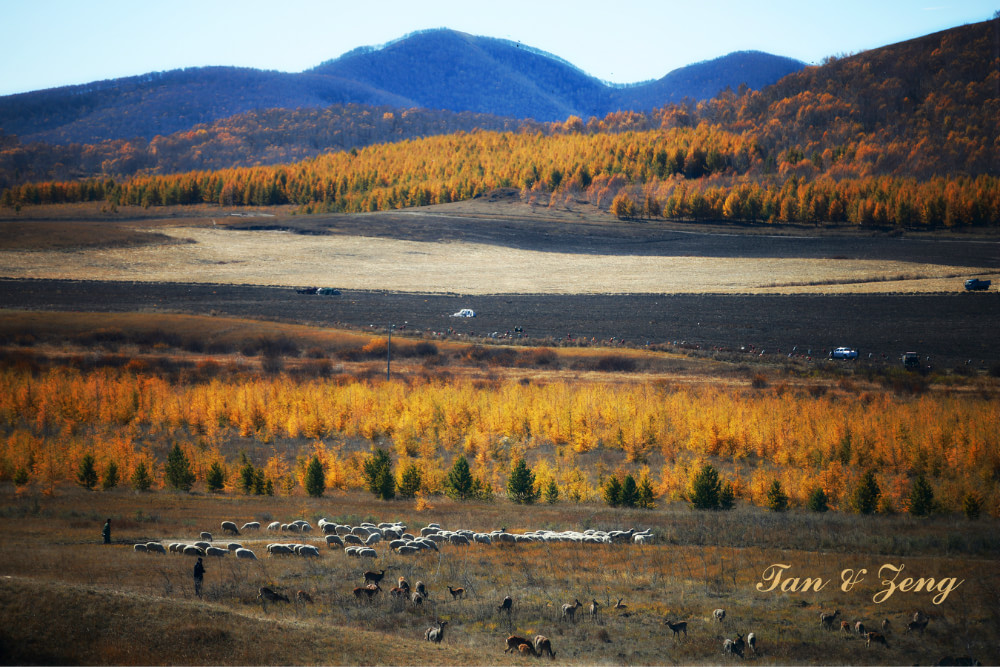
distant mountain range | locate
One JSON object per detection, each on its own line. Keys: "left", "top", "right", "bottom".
{"left": 0, "top": 29, "right": 805, "bottom": 144}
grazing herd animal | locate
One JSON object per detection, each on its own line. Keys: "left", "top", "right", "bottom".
{"left": 257, "top": 586, "right": 290, "bottom": 606}
{"left": 664, "top": 619, "right": 687, "bottom": 639}
{"left": 561, "top": 598, "right": 583, "bottom": 622}
{"left": 723, "top": 633, "right": 745, "bottom": 658}
{"left": 820, "top": 609, "right": 841, "bottom": 630}
{"left": 424, "top": 620, "right": 448, "bottom": 643}
{"left": 120, "top": 517, "right": 969, "bottom": 662}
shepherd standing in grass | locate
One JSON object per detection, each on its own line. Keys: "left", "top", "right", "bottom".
{"left": 193, "top": 557, "right": 205, "bottom": 597}
{"left": 102, "top": 518, "right": 111, "bottom": 545}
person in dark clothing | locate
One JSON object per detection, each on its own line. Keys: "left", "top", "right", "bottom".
{"left": 193, "top": 557, "right": 205, "bottom": 597}
{"left": 102, "top": 518, "right": 111, "bottom": 544}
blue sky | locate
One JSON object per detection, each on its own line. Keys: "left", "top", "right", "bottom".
{"left": 1, "top": 0, "right": 996, "bottom": 96}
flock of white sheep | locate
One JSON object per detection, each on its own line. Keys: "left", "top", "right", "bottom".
{"left": 123, "top": 515, "right": 966, "bottom": 663}
{"left": 132, "top": 516, "right": 656, "bottom": 562}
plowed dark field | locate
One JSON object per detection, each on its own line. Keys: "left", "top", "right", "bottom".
{"left": 2, "top": 278, "right": 998, "bottom": 369}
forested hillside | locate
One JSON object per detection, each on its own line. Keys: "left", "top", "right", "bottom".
{"left": 2, "top": 19, "right": 998, "bottom": 228}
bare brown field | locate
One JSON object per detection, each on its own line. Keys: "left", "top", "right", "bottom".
{"left": 2, "top": 200, "right": 999, "bottom": 295}
{"left": 0, "top": 487, "right": 996, "bottom": 666}
{"left": 2, "top": 224, "right": 996, "bottom": 295}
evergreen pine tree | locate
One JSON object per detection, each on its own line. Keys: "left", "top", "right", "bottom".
{"left": 101, "top": 461, "right": 119, "bottom": 490}
{"left": 375, "top": 465, "right": 395, "bottom": 500}
{"left": 637, "top": 474, "right": 656, "bottom": 509}
{"left": 507, "top": 459, "right": 539, "bottom": 504}
{"left": 909, "top": 474, "right": 935, "bottom": 516}
{"left": 850, "top": 470, "right": 881, "bottom": 515}
{"left": 620, "top": 474, "right": 639, "bottom": 508}
{"left": 445, "top": 456, "right": 475, "bottom": 500}
{"left": 766, "top": 480, "right": 789, "bottom": 512}
{"left": 544, "top": 478, "right": 560, "bottom": 504}
{"left": 131, "top": 461, "right": 152, "bottom": 492}
{"left": 206, "top": 462, "right": 226, "bottom": 493}
{"left": 689, "top": 464, "right": 721, "bottom": 510}
{"left": 719, "top": 482, "right": 736, "bottom": 510}
{"left": 305, "top": 456, "right": 325, "bottom": 498}
{"left": 807, "top": 487, "right": 829, "bottom": 512}
{"left": 962, "top": 492, "right": 981, "bottom": 520}
{"left": 362, "top": 448, "right": 394, "bottom": 499}
{"left": 253, "top": 468, "right": 266, "bottom": 495}
{"left": 264, "top": 478, "right": 274, "bottom": 496}
{"left": 603, "top": 476, "right": 622, "bottom": 507}
{"left": 77, "top": 453, "right": 98, "bottom": 490}
{"left": 14, "top": 467, "right": 29, "bottom": 486}
{"left": 239, "top": 459, "right": 257, "bottom": 494}
{"left": 165, "top": 443, "right": 195, "bottom": 492}
{"left": 397, "top": 463, "right": 422, "bottom": 499}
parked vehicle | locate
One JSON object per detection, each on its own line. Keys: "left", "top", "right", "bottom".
{"left": 964, "top": 278, "right": 991, "bottom": 291}
{"left": 830, "top": 347, "right": 858, "bottom": 359}
{"left": 902, "top": 352, "right": 920, "bottom": 369}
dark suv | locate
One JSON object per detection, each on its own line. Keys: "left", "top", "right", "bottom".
{"left": 964, "top": 278, "right": 991, "bottom": 291}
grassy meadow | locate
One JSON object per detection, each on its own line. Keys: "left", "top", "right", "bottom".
{"left": 0, "top": 487, "right": 997, "bottom": 666}
{"left": 0, "top": 310, "right": 998, "bottom": 665}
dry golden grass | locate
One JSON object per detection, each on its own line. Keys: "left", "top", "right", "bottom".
{"left": 1, "top": 224, "right": 990, "bottom": 295}
{"left": 0, "top": 487, "right": 997, "bottom": 665}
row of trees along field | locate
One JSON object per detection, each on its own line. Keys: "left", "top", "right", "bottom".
{"left": 2, "top": 125, "right": 998, "bottom": 227}
{"left": 1, "top": 366, "right": 996, "bottom": 515}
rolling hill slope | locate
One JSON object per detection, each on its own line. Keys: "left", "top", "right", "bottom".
{"left": 0, "top": 29, "right": 804, "bottom": 144}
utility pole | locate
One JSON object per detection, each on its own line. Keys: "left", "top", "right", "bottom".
{"left": 386, "top": 323, "right": 393, "bottom": 380}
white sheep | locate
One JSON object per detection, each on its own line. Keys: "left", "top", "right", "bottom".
{"left": 326, "top": 534, "right": 344, "bottom": 548}
{"left": 205, "top": 546, "right": 228, "bottom": 557}
{"left": 193, "top": 540, "right": 211, "bottom": 550}
{"left": 240, "top": 521, "right": 260, "bottom": 532}
{"left": 266, "top": 521, "right": 280, "bottom": 531}
{"left": 182, "top": 545, "right": 204, "bottom": 556}
{"left": 199, "top": 531, "right": 213, "bottom": 542}
{"left": 145, "top": 542, "right": 166, "bottom": 554}
{"left": 357, "top": 547, "right": 378, "bottom": 558}
{"left": 234, "top": 548, "right": 257, "bottom": 560}
{"left": 227, "top": 542, "right": 242, "bottom": 551}
{"left": 221, "top": 521, "right": 239, "bottom": 535}
{"left": 133, "top": 543, "right": 148, "bottom": 553}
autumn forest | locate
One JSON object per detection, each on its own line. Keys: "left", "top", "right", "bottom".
{"left": 2, "top": 18, "right": 998, "bottom": 228}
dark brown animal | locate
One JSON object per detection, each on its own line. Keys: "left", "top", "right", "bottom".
{"left": 447, "top": 585, "right": 466, "bottom": 600}
{"left": 866, "top": 631, "right": 889, "bottom": 648}
{"left": 664, "top": 619, "right": 687, "bottom": 639}
{"left": 363, "top": 569, "right": 386, "bottom": 586}
{"left": 906, "top": 618, "right": 929, "bottom": 634}
{"left": 820, "top": 609, "right": 840, "bottom": 630}
{"left": 296, "top": 590, "right": 313, "bottom": 603}
{"left": 353, "top": 583, "right": 381, "bottom": 601}
{"left": 257, "top": 586, "right": 290, "bottom": 606}
{"left": 505, "top": 635, "right": 530, "bottom": 654}
{"left": 498, "top": 595, "right": 512, "bottom": 613}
